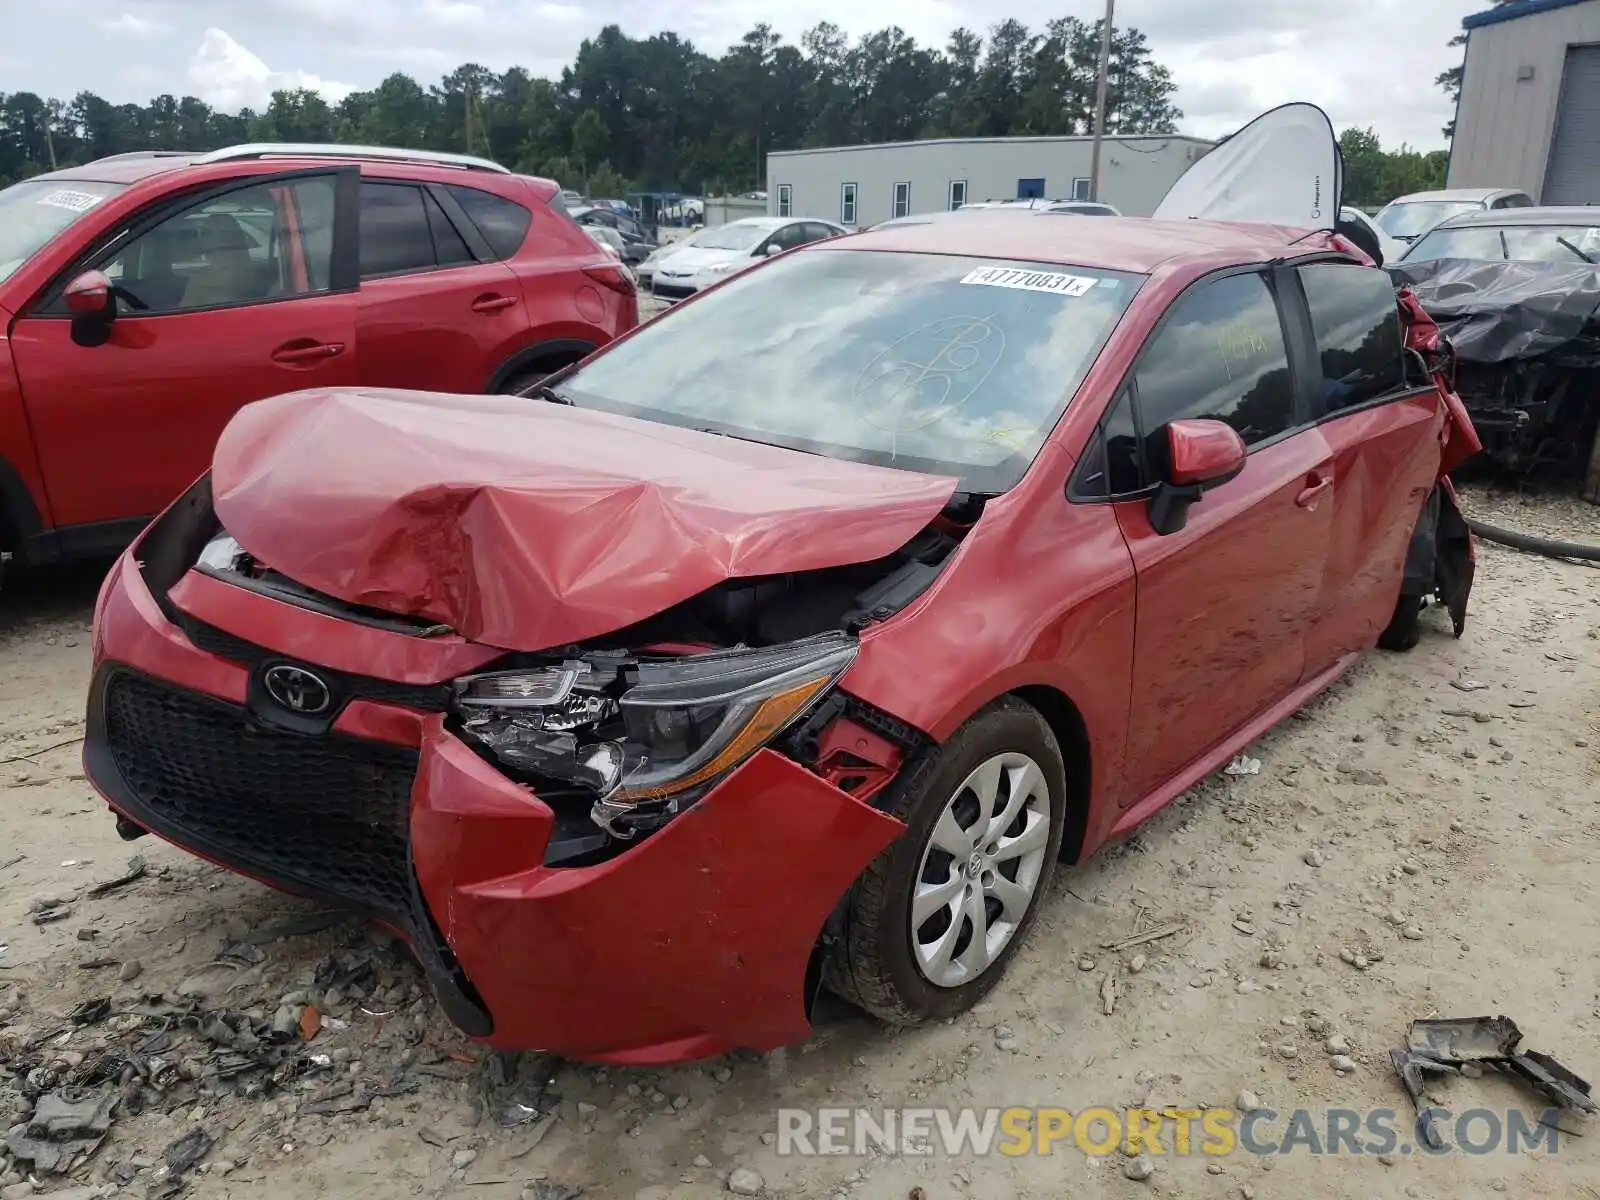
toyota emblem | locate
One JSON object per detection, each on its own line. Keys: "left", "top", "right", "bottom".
{"left": 263, "top": 664, "right": 333, "bottom": 715}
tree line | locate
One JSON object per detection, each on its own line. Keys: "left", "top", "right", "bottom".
{"left": 0, "top": 15, "right": 1446, "bottom": 204}
{"left": 1, "top": 17, "right": 1183, "bottom": 194}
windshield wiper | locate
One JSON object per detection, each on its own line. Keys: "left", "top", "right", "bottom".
{"left": 1556, "top": 235, "right": 1595, "bottom": 264}
{"left": 534, "top": 383, "right": 573, "bottom": 406}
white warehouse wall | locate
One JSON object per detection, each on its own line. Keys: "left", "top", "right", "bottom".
{"left": 766, "top": 135, "right": 1214, "bottom": 226}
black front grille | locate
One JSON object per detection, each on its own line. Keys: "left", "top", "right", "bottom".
{"left": 103, "top": 671, "right": 419, "bottom": 922}
{"left": 178, "top": 616, "right": 451, "bottom": 713}
{"left": 651, "top": 282, "right": 694, "bottom": 299}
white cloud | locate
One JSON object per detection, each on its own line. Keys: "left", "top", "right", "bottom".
{"left": 187, "top": 27, "right": 357, "bottom": 111}
{"left": 100, "top": 12, "right": 166, "bottom": 37}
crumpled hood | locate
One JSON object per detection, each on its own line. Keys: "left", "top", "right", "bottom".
{"left": 211, "top": 388, "right": 959, "bottom": 651}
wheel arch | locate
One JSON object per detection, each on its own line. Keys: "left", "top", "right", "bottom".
{"left": 1008, "top": 683, "right": 1093, "bottom": 864}
{"left": 484, "top": 337, "right": 600, "bottom": 392}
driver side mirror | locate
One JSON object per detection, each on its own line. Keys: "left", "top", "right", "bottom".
{"left": 1147, "top": 418, "right": 1247, "bottom": 536}
{"left": 762, "top": 242, "right": 784, "bottom": 256}
{"left": 64, "top": 270, "right": 115, "bottom": 318}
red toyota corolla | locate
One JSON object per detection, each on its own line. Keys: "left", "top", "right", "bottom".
{"left": 85, "top": 110, "right": 1481, "bottom": 1065}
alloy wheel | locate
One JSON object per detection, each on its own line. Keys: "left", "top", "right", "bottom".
{"left": 910, "top": 751, "right": 1053, "bottom": 988}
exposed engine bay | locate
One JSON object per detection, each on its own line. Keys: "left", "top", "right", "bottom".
{"left": 1390, "top": 257, "right": 1600, "bottom": 497}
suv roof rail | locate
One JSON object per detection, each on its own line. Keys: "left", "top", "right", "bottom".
{"left": 193, "top": 143, "right": 511, "bottom": 174}
{"left": 89, "top": 151, "right": 192, "bottom": 163}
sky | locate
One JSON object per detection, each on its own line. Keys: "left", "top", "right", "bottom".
{"left": 8, "top": 0, "right": 1491, "bottom": 151}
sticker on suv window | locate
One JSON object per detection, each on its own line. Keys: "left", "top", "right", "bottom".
{"left": 960, "top": 266, "right": 1098, "bottom": 296}
{"left": 37, "top": 189, "right": 106, "bottom": 213}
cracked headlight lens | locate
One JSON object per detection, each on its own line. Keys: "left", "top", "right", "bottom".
{"left": 453, "top": 633, "right": 858, "bottom": 839}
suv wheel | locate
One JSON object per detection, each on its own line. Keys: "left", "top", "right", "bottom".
{"left": 826, "top": 699, "right": 1066, "bottom": 1024}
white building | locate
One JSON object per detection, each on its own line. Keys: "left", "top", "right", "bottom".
{"left": 1449, "top": 0, "right": 1600, "bottom": 202}
{"left": 765, "top": 134, "right": 1215, "bottom": 227}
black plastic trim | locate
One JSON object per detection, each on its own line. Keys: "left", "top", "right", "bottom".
{"left": 485, "top": 337, "right": 599, "bottom": 392}
{"left": 84, "top": 664, "right": 492, "bottom": 1038}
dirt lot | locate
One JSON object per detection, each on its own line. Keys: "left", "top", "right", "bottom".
{"left": 1, "top": 487, "right": 1596, "bottom": 1200}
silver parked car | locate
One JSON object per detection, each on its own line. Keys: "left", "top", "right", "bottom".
{"left": 1374, "top": 187, "right": 1535, "bottom": 245}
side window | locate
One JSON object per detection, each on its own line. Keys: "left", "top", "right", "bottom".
{"left": 803, "top": 222, "right": 838, "bottom": 243}
{"left": 424, "top": 190, "right": 473, "bottom": 267}
{"left": 1102, "top": 388, "right": 1143, "bottom": 495}
{"left": 359, "top": 182, "right": 435, "bottom": 278}
{"left": 445, "top": 185, "right": 533, "bottom": 260}
{"left": 1133, "top": 272, "right": 1296, "bottom": 451}
{"left": 1298, "top": 263, "right": 1406, "bottom": 413}
{"left": 98, "top": 175, "right": 336, "bottom": 315}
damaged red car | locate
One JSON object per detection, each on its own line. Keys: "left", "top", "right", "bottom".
{"left": 84, "top": 106, "right": 1481, "bottom": 1064}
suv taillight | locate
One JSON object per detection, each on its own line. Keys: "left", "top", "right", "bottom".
{"left": 583, "top": 264, "right": 636, "bottom": 296}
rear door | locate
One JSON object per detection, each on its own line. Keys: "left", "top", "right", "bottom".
{"left": 1291, "top": 260, "right": 1446, "bottom": 673}
{"left": 9, "top": 168, "right": 359, "bottom": 532}
{"left": 1101, "top": 269, "right": 1335, "bottom": 806}
{"left": 353, "top": 178, "right": 527, "bottom": 394}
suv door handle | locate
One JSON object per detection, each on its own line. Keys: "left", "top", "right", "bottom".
{"left": 1295, "top": 472, "right": 1333, "bottom": 508}
{"left": 471, "top": 294, "right": 517, "bottom": 313}
{"left": 271, "top": 340, "right": 345, "bottom": 365}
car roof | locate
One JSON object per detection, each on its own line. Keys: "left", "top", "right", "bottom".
{"left": 1432, "top": 205, "right": 1600, "bottom": 229}
{"left": 30, "top": 153, "right": 202, "bottom": 185}
{"left": 1389, "top": 188, "right": 1517, "bottom": 204}
{"left": 841, "top": 209, "right": 1335, "bottom": 274}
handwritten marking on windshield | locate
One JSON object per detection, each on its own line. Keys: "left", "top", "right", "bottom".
{"left": 855, "top": 315, "right": 1006, "bottom": 457}
{"left": 960, "top": 266, "right": 1098, "bottom": 296}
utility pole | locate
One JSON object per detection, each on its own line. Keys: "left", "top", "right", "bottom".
{"left": 1088, "top": 0, "right": 1115, "bottom": 202}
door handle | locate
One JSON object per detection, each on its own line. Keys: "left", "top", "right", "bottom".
{"left": 471, "top": 294, "right": 517, "bottom": 313}
{"left": 271, "top": 340, "right": 345, "bottom": 364}
{"left": 1295, "top": 472, "right": 1333, "bottom": 508}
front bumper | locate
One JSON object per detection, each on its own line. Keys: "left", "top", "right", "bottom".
{"left": 84, "top": 551, "right": 904, "bottom": 1063}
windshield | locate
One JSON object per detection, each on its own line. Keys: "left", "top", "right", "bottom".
{"left": 687, "top": 223, "right": 773, "bottom": 251}
{"left": 1403, "top": 222, "right": 1600, "bottom": 265}
{"left": 0, "top": 179, "right": 125, "bottom": 285}
{"left": 1375, "top": 200, "right": 1483, "bottom": 239}
{"left": 559, "top": 248, "right": 1142, "bottom": 492}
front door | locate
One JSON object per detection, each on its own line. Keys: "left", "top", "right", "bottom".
{"left": 1109, "top": 270, "right": 1334, "bottom": 805}
{"left": 10, "top": 169, "right": 359, "bottom": 531}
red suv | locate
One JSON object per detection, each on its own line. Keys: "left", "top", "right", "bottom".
{"left": 0, "top": 144, "right": 636, "bottom": 585}
{"left": 84, "top": 112, "right": 1481, "bottom": 1066}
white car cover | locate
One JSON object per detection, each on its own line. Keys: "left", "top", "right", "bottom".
{"left": 1154, "top": 102, "right": 1342, "bottom": 230}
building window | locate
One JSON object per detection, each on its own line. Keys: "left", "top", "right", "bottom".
{"left": 1071, "top": 177, "right": 1092, "bottom": 201}
{"left": 892, "top": 181, "right": 911, "bottom": 219}
{"left": 777, "top": 184, "right": 792, "bottom": 217}
{"left": 840, "top": 182, "right": 857, "bottom": 226}
{"left": 949, "top": 180, "right": 967, "bottom": 210}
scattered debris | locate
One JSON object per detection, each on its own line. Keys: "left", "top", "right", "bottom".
{"left": 1388, "top": 1014, "right": 1597, "bottom": 1146}
{"left": 1100, "top": 923, "right": 1184, "bottom": 952}
{"left": 1123, "top": 1153, "right": 1156, "bottom": 1181}
{"left": 727, "top": 1165, "right": 766, "bottom": 1195}
{"left": 1099, "top": 974, "right": 1119, "bottom": 1016}
{"left": 4, "top": 1087, "right": 118, "bottom": 1174}
{"left": 1450, "top": 678, "right": 1490, "bottom": 693}
{"left": 85, "top": 855, "right": 147, "bottom": 898}
{"left": 1225, "top": 755, "right": 1261, "bottom": 776}
{"left": 29, "top": 896, "right": 72, "bottom": 925}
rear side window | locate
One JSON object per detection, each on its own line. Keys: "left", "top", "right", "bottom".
{"left": 1298, "top": 263, "right": 1405, "bottom": 412}
{"left": 1133, "top": 272, "right": 1295, "bottom": 450}
{"left": 359, "top": 182, "right": 434, "bottom": 277}
{"left": 447, "top": 186, "right": 532, "bottom": 259}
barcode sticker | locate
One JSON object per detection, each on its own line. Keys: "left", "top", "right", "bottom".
{"left": 38, "top": 189, "right": 106, "bottom": 213}
{"left": 960, "top": 266, "right": 1098, "bottom": 296}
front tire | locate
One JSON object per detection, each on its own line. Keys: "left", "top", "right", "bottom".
{"left": 826, "top": 699, "right": 1066, "bottom": 1025}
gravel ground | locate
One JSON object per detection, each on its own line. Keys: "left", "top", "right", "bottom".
{"left": 0, "top": 486, "right": 1596, "bottom": 1200}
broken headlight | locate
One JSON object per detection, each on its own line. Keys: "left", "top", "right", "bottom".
{"left": 452, "top": 634, "right": 857, "bottom": 840}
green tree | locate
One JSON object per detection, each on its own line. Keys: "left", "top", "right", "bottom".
{"left": 569, "top": 108, "right": 608, "bottom": 188}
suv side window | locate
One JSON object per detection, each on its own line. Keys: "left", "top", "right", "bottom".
{"left": 359, "top": 182, "right": 437, "bottom": 278}
{"left": 97, "top": 175, "right": 336, "bottom": 314}
{"left": 1298, "top": 263, "right": 1405, "bottom": 413}
{"left": 445, "top": 185, "right": 532, "bottom": 259}
{"left": 1132, "top": 271, "right": 1296, "bottom": 452}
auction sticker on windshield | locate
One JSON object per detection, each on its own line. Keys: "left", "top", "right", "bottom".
{"left": 38, "top": 189, "right": 108, "bottom": 213}
{"left": 960, "top": 266, "right": 1102, "bottom": 296}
